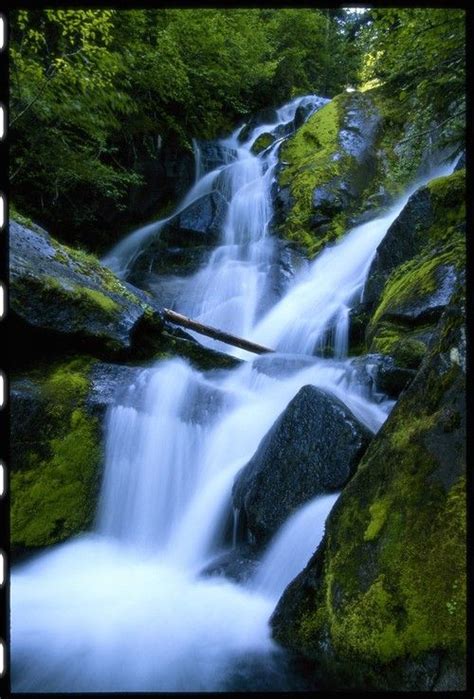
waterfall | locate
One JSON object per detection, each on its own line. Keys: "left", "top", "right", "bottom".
{"left": 192, "top": 137, "right": 202, "bottom": 183}
{"left": 251, "top": 492, "right": 340, "bottom": 601}
{"left": 11, "top": 94, "right": 458, "bottom": 692}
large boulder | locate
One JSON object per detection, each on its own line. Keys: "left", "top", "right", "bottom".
{"left": 126, "top": 191, "right": 228, "bottom": 283}
{"left": 232, "top": 385, "right": 371, "bottom": 546}
{"left": 364, "top": 168, "right": 465, "bottom": 308}
{"left": 161, "top": 191, "right": 227, "bottom": 247}
{"left": 349, "top": 169, "right": 465, "bottom": 376}
{"left": 276, "top": 91, "right": 381, "bottom": 257}
{"left": 195, "top": 141, "right": 238, "bottom": 175}
{"left": 10, "top": 220, "right": 163, "bottom": 360}
{"left": 271, "top": 280, "right": 466, "bottom": 691}
{"left": 363, "top": 186, "right": 434, "bottom": 306}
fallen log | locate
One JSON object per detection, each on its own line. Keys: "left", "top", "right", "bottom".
{"left": 163, "top": 308, "right": 274, "bottom": 355}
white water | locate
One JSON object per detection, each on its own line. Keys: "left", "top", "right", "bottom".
{"left": 252, "top": 492, "right": 340, "bottom": 601}
{"left": 11, "top": 95, "right": 457, "bottom": 692}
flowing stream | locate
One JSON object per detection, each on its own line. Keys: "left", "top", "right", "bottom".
{"left": 11, "top": 95, "right": 457, "bottom": 692}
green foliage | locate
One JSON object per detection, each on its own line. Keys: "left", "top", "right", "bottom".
{"left": 10, "top": 9, "right": 363, "bottom": 250}
{"left": 359, "top": 9, "right": 465, "bottom": 156}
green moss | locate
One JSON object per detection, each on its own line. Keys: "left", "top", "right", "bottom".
{"left": 77, "top": 287, "right": 119, "bottom": 314}
{"left": 332, "top": 575, "right": 403, "bottom": 662}
{"left": 368, "top": 192, "right": 465, "bottom": 354}
{"left": 370, "top": 244, "right": 462, "bottom": 329}
{"left": 52, "top": 238, "right": 149, "bottom": 310}
{"left": 389, "top": 413, "right": 438, "bottom": 450}
{"left": 369, "top": 321, "right": 429, "bottom": 363}
{"left": 156, "top": 331, "right": 240, "bottom": 371}
{"left": 250, "top": 132, "right": 275, "bottom": 155}
{"left": 426, "top": 169, "right": 465, "bottom": 244}
{"left": 278, "top": 96, "right": 346, "bottom": 255}
{"left": 364, "top": 498, "right": 390, "bottom": 541}
{"left": 42, "top": 357, "right": 91, "bottom": 416}
{"left": 275, "top": 292, "right": 466, "bottom": 680}
{"left": 391, "top": 338, "right": 427, "bottom": 368}
{"left": 11, "top": 358, "right": 102, "bottom": 549}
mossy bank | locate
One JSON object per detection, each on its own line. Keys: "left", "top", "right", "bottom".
{"left": 271, "top": 281, "right": 466, "bottom": 691}
{"left": 11, "top": 358, "right": 103, "bottom": 553}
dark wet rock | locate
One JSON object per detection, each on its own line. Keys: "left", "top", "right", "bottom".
{"left": 381, "top": 264, "right": 458, "bottom": 324}
{"left": 223, "top": 648, "right": 314, "bottom": 692}
{"left": 293, "top": 101, "right": 316, "bottom": 130}
{"left": 126, "top": 191, "right": 228, "bottom": 283}
{"left": 348, "top": 354, "right": 416, "bottom": 399}
{"left": 312, "top": 178, "right": 349, "bottom": 214}
{"left": 86, "top": 362, "right": 146, "bottom": 419}
{"left": 257, "top": 241, "right": 308, "bottom": 313}
{"left": 271, "top": 282, "right": 466, "bottom": 691}
{"left": 10, "top": 221, "right": 163, "bottom": 360}
{"left": 272, "top": 184, "right": 294, "bottom": 227}
{"left": 161, "top": 191, "right": 227, "bottom": 247}
{"left": 196, "top": 141, "right": 238, "bottom": 174}
{"left": 252, "top": 354, "right": 318, "bottom": 379}
{"left": 348, "top": 302, "right": 372, "bottom": 354}
{"left": 157, "top": 328, "right": 242, "bottom": 373}
{"left": 364, "top": 187, "right": 435, "bottom": 306}
{"left": 232, "top": 385, "right": 372, "bottom": 546}
{"left": 338, "top": 99, "right": 381, "bottom": 163}
{"left": 238, "top": 107, "right": 279, "bottom": 143}
{"left": 200, "top": 545, "right": 260, "bottom": 583}
{"left": 10, "top": 378, "right": 49, "bottom": 471}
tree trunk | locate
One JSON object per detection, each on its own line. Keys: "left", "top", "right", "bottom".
{"left": 163, "top": 308, "right": 274, "bottom": 355}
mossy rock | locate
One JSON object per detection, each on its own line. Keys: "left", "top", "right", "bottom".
{"left": 364, "top": 169, "right": 465, "bottom": 308}
{"left": 271, "top": 282, "right": 466, "bottom": 691}
{"left": 155, "top": 330, "right": 241, "bottom": 372}
{"left": 354, "top": 169, "right": 465, "bottom": 365}
{"left": 362, "top": 85, "right": 461, "bottom": 202}
{"left": 10, "top": 219, "right": 164, "bottom": 361}
{"left": 250, "top": 132, "right": 276, "bottom": 155}
{"left": 276, "top": 91, "right": 380, "bottom": 257}
{"left": 11, "top": 358, "right": 104, "bottom": 553}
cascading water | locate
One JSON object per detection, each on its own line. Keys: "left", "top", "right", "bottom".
{"left": 11, "top": 93, "right": 458, "bottom": 692}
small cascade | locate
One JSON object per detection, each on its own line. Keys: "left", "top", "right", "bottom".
{"left": 232, "top": 507, "right": 240, "bottom": 549}
{"left": 97, "top": 359, "right": 208, "bottom": 552}
{"left": 192, "top": 137, "right": 202, "bottom": 183}
{"left": 251, "top": 493, "right": 340, "bottom": 601}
